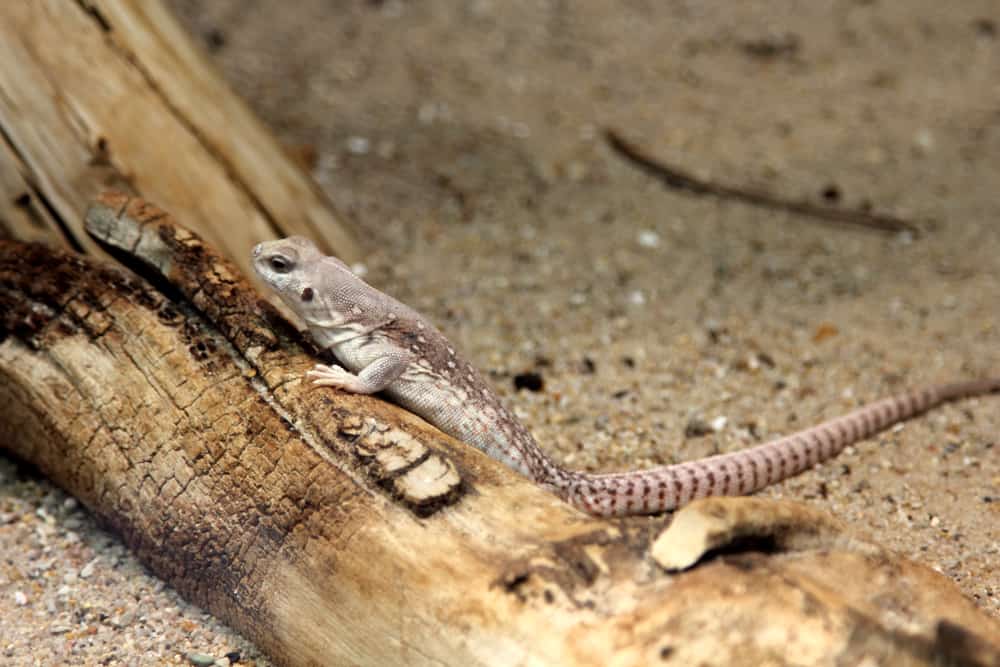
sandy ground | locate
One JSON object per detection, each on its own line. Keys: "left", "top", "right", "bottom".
{"left": 2, "top": 2, "right": 998, "bottom": 664}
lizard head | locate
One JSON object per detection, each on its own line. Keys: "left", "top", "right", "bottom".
{"left": 252, "top": 236, "right": 350, "bottom": 311}
{"left": 253, "top": 236, "right": 388, "bottom": 336}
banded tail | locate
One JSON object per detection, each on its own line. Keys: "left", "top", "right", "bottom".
{"left": 543, "top": 378, "right": 1000, "bottom": 517}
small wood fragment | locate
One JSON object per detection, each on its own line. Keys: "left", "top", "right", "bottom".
{"left": 605, "top": 128, "right": 921, "bottom": 237}
{"left": 651, "top": 496, "right": 870, "bottom": 571}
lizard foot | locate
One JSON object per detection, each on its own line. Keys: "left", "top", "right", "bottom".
{"left": 306, "top": 364, "right": 364, "bottom": 393}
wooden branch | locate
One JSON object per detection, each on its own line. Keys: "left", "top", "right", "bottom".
{"left": 0, "top": 0, "right": 358, "bottom": 272}
{"left": 0, "top": 192, "right": 997, "bottom": 666}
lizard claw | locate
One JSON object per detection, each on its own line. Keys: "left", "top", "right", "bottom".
{"left": 306, "top": 363, "right": 358, "bottom": 391}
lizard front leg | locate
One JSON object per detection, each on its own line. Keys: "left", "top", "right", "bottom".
{"left": 306, "top": 350, "right": 412, "bottom": 395}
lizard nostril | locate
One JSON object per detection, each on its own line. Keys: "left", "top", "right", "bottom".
{"left": 252, "top": 243, "right": 262, "bottom": 258}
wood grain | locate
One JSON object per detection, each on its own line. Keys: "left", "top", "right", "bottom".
{"left": 1, "top": 193, "right": 997, "bottom": 665}
{"left": 0, "top": 0, "right": 358, "bottom": 270}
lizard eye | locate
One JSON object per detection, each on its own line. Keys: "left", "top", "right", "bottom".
{"left": 268, "top": 256, "right": 292, "bottom": 273}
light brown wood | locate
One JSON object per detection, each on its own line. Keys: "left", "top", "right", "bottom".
{"left": 0, "top": 138, "right": 65, "bottom": 245}
{"left": 0, "top": 192, "right": 997, "bottom": 666}
{"left": 650, "top": 496, "right": 867, "bottom": 571}
{"left": 0, "top": 0, "right": 358, "bottom": 269}
{"left": 0, "top": 3, "right": 997, "bottom": 663}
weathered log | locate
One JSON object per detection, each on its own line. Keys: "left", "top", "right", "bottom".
{"left": 0, "top": 192, "right": 997, "bottom": 666}
{"left": 0, "top": 0, "right": 358, "bottom": 272}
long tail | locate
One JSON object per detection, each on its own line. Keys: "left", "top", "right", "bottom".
{"left": 549, "top": 378, "right": 1000, "bottom": 517}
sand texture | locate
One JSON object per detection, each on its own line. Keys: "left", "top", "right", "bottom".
{"left": 2, "top": 2, "right": 997, "bottom": 664}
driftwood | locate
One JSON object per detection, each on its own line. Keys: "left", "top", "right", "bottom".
{"left": 0, "top": 192, "right": 998, "bottom": 666}
{"left": 1, "top": 2, "right": 999, "bottom": 664}
{"left": 0, "top": 0, "right": 358, "bottom": 273}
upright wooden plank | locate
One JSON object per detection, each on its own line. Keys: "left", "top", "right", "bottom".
{"left": 0, "top": 0, "right": 358, "bottom": 271}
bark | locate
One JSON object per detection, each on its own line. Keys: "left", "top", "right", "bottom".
{"left": 0, "top": 192, "right": 997, "bottom": 666}
{"left": 0, "top": 0, "right": 358, "bottom": 272}
{"left": 0, "top": 1, "right": 998, "bottom": 664}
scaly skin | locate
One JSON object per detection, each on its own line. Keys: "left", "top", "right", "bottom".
{"left": 252, "top": 237, "right": 1000, "bottom": 517}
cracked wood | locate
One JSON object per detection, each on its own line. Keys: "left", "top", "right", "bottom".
{"left": 1, "top": 194, "right": 998, "bottom": 664}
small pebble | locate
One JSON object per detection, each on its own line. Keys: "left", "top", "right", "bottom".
{"left": 345, "top": 136, "right": 370, "bottom": 155}
{"left": 684, "top": 418, "right": 712, "bottom": 438}
{"left": 121, "top": 610, "right": 137, "bottom": 626}
{"left": 80, "top": 556, "right": 100, "bottom": 579}
{"left": 513, "top": 372, "right": 544, "bottom": 392}
{"left": 14, "top": 591, "right": 28, "bottom": 606}
{"left": 974, "top": 17, "right": 996, "bottom": 37}
{"left": 186, "top": 652, "right": 216, "bottom": 667}
{"left": 637, "top": 230, "right": 661, "bottom": 248}
{"left": 913, "top": 128, "right": 934, "bottom": 154}
{"left": 812, "top": 323, "right": 839, "bottom": 343}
